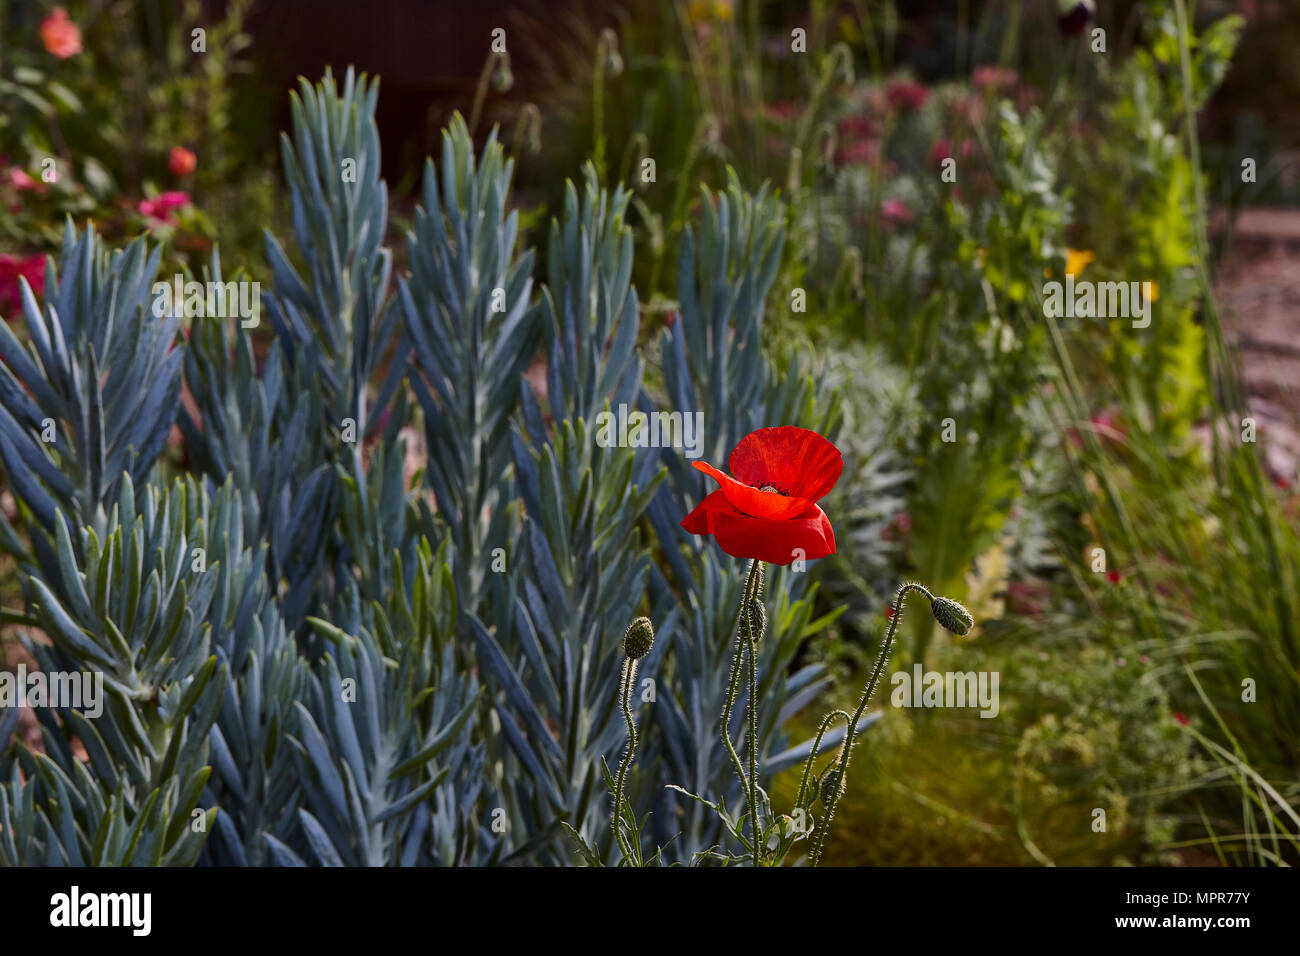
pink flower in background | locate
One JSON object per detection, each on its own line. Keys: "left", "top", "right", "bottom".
{"left": 885, "top": 80, "right": 929, "bottom": 112}
{"left": 169, "top": 147, "right": 197, "bottom": 177}
{"left": 880, "top": 198, "right": 913, "bottom": 227}
{"left": 40, "top": 8, "right": 82, "bottom": 59}
{"left": 138, "top": 191, "right": 191, "bottom": 224}
{"left": 880, "top": 509, "right": 912, "bottom": 541}
{"left": 0, "top": 253, "right": 45, "bottom": 318}
{"left": 7, "top": 167, "right": 44, "bottom": 192}
{"left": 1090, "top": 410, "right": 1124, "bottom": 439}
{"left": 836, "top": 114, "right": 878, "bottom": 144}
{"left": 972, "top": 65, "right": 1018, "bottom": 92}
{"left": 953, "top": 94, "right": 986, "bottom": 126}
{"left": 1069, "top": 408, "right": 1125, "bottom": 449}
{"left": 838, "top": 138, "right": 882, "bottom": 167}
{"left": 1016, "top": 85, "right": 1043, "bottom": 112}
{"left": 836, "top": 114, "right": 882, "bottom": 167}
{"left": 928, "top": 139, "right": 976, "bottom": 170}
{"left": 1006, "top": 579, "right": 1049, "bottom": 617}
{"left": 766, "top": 101, "right": 801, "bottom": 122}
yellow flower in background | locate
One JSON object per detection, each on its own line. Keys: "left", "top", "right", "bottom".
{"left": 1146, "top": 280, "right": 1160, "bottom": 302}
{"left": 1065, "top": 248, "right": 1095, "bottom": 278}
{"left": 687, "top": 0, "right": 735, "bottom": 25}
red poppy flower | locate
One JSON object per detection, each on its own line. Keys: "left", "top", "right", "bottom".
{"left": 40, "top": 8, "right": 82, "bottom": 59}
{"left": 681, "top": 426, "right": 842, "bottom": 565}
{"left": 169, "top": 147, "right": 198, "bottom": 178}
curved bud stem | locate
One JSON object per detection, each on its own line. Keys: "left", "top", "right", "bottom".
{"left": 469, "top": 51, "right": 508, "bottom": 137}
{"left": 795, "top": 708, "right": 852, "bottom": 812}
{"left": 810, "top": 582, "right": 934, "bottom": 866}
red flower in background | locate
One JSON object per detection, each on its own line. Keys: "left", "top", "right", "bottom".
{"left": 138, "top": 190, "right": 191, "bottom": 225}
{"left": 169, "top": 147, "right": 197, "bottom": 178}
{"left": 838, "top": 137, "right": 882, "bottom": 167}
{"left": 766, "top": 101, "right": 801, "bottom": 122}
{"left": 835, "top": 114, "right": 882, "bottom": 167}
{"left": 836, "top": 115, "right": 877, "bottom": 142}
{"left": 972, "top": 65, "right": 1018, "bottom": 93}
{"left": 1006, "top": 579, "right": 1049, "bottom": 616}
{"left": 40, "top": 8, "right": 82, "bottom": 59}
{"left": 682, "top": 426, "right": 842, "bottom": 565}
{"left": 0, "top": 253, "right": 45, "bottom": 318}
{"left": 929, "top": 138, "right": 977, "bottom": 170}
{"left": 880, "top": 509, "right": 911, "bottom": 541}
{"left": 885, "top": 80, "right": 929, "bottom": 112}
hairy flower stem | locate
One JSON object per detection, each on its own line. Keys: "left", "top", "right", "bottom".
{"left": 611, "top": 657, "right": 638, "bottom": 861}
{"left": 744, "top": 600, "right": 762, "bottom": 867}
{"left": 811, "top": 583, "right": 934, "bottom": 866}
{"left": 795, "top": 709, "right": 852, "bottom": 810}
{"left": 592, "top": 30, "right": 619, "bottom": 180}
{"left": 720, "top": 559, "right": 764, "bottom": 864}
{"left": 468, "top": 54, "right": 496, "bottom": 137}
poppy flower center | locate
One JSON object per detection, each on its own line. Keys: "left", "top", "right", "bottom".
{"left": 756, "top": 483, "right": 788, "bottom": 496}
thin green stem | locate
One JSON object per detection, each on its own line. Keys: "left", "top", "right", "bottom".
{"left": 510, "top": 103, "right": 541, "bottom": 156}
{"left": 811, "top": 582, "right": 932, "bottom": 866}
{"left": 611, "top": 657, "right": 638, "bottom": 862}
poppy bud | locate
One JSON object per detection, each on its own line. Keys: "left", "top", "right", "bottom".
{"left": 742, "top": 597, "right": 766, "bottom": 643}
{"left": 492, "top": 55, "right": 514, "bottom": 93}
{"left": 931, "top": 596, "right": 974, "bottom": 636}
{"left": 622, "top": 617, "right": 655, "bottom": 659}
{"left": 599, "top": 29, "right": 624, "bottom": 77}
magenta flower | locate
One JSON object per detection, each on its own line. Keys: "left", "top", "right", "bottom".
{"left": 0, "top": 253, "right": 46, "bottom": 318}
{"left": 138, "top": 191, "right": 192, "bottom": 224}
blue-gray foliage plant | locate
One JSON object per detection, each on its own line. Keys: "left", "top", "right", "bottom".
{"left": 0, "top": 66, "right": 897, "bottom": 866}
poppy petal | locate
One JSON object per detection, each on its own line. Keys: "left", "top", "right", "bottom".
{"left": 681, "top": 489, "right": 741, "bottom": 534}
{"left": 708, "top": 506, "right": 836, "bottom": 565}
{"left": 692, "top": 460, "right": 816, "bottom": 520}
{"left": 728, "top": 426, "right": 843, "bottom": 502}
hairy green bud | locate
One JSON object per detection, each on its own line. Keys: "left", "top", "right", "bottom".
{"left": 931, "top": 596, "right": 974, "bottom": 636}
{"left": 818, "top": 768, "right": 842, "bottom": 808}
{"left": 622, "top": 617, "right": 655, "bottom": 659}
